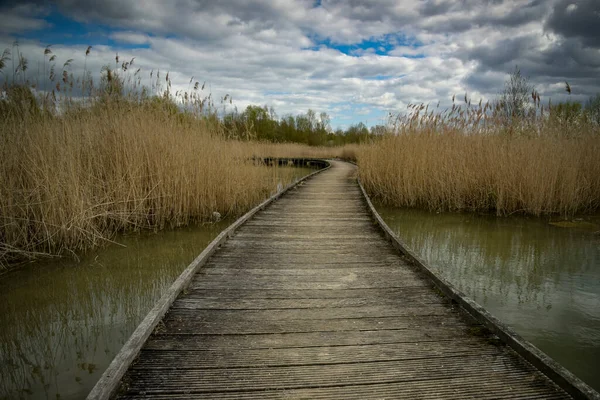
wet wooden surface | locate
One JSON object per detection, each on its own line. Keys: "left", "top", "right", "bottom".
{"left": 116, "top": 160, "right": 570, "bottom": 399}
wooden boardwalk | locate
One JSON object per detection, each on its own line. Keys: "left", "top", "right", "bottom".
{"left": 108, "top": 161, "right": 576, "bottom": 399}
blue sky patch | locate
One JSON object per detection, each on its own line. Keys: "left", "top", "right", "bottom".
{"left": 309, "top": 33, "right": 422, "bottom": 57}
{"left": 363, "top": 74, "right": 405, "bottom": 81}
{"left": 13, "top": 8, "right": 150, "bottom": 50}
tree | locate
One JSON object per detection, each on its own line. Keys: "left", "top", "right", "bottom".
{"left": 370, "top": 125, "right": 387, "bottom": 136}
{"left": 345, "top": 122, "right": 370, "bottom": 143}
{"left": 242, "top": 105, "right": 275, "bottom": 141}
{"left": 318, "top": 112, "right": 331, "bottom": 133}
{"left": 499, "top": 66, "right": 535, "bottom": 120}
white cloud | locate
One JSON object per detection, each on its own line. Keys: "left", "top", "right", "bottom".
{"left": 110, "top": 32, "right": 151, "bottom": 45}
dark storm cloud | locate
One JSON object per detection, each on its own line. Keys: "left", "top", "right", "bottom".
{"left": 465, "top": 33, "right": 600, "bottom": 100}
{"left": 57, "top": 0, "right": 142, "bottom": 22}
{"left": 419, "top": 1, "right": 453, "bottom": 17}
{"left": 440, "top": 0, "right": 600, "bottom": 98}
{"left": 419, "top": 0, "right": 550, "bottom": 34}
{"left": 536, "top": 39, "right": 600, "bottom": 78}
{"left": 463, "top": 70, "right": 506, "bottom": 95}
{"left": 467, "top": 35, "right": 537, "bottom": 70}
{"left": 489, "top": 0, "right": 548, "bottom": 27}
{"left": 322, "top": 0, "right": 398, "bottom": 22}
{"left": 546, "top": 0, "right": 600, "bottom": 47}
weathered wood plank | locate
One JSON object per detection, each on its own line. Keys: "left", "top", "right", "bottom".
{"left": 213, "top": 247, "right": 398, "bottom": 256}
{"left": 116, "top": 378, "right": 568, "bottom": 400}
{"left": 161, "top": 314, "right": 470, "bottom": 335}
{"left": 189, "top": 278, "right": 427, "bottom": 290}
{"left": 170, "top": 295, "right": 444, "bottom": 310}
{"left": 197, "top": 266, "right": 420, "bottom": 277}
{"left": 206, "top": 254, "right": 403, "bottom": 264}
{"left": 200, "top": 261, "right": 411, "bottom": 270}
{"left": 120, "top": 355, "right": 549, "bottom": 394}
{"left": 119, "top": 382, "right": 564, "bottom": 400}
{"left": 167, "top": 305, "right": 452, "bottom": 319}
{"left": 131, "top": 341, "right": 500, "bottom": 369}
{"left": 144, "top": 328, "right": 478, "bottom": 351}
{"left": 180, "top": 287, "right": 434, "bottom": 299}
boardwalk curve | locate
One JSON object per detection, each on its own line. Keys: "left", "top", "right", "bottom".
{"left": 90, "top": 160, "right": 597, "bottom": 399}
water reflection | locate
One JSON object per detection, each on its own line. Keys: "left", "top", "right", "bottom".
{"left": 0, "top": 221, "right": 231, "bottom": 399}
{"left": 376, "top": 206, "right": 600, "bottom": 391}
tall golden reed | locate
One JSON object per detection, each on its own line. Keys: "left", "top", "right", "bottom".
{"left": 0, "top": 101, "right": 324, "bottom": 266}
{"left": 358, "top": 106, "right": 600, "bottom": 217}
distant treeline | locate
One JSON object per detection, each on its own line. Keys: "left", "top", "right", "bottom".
{"left": 222, "top": 105, "right": 384, "bottom": 146}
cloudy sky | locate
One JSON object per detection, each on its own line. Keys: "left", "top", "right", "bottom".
{"left": 0, "top": 0, "right": 598, "bottom": 128}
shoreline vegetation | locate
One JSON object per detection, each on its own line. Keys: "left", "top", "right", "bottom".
{"left": 0, "top": 47, "right": 353, "bottom": 268}
{"left": 1, "top": 47, "right": 599, "bottom": 268}
{"left": 359, "top": 102, "right": 600, "bottom": 217}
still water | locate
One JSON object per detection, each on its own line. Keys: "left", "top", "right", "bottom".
{"left": 376, "top": 205, "right": 600, "bottom": 392}
{"left": 0, "top": 221, "right": 231, "bottom": 400}
{"left": 0, "top": 167, "right": 315, "bottom": 400}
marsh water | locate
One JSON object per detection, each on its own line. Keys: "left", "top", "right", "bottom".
{"left": 0, "top": 221, "right": 233, "bottom": 400}
{"left": 376, "top": 206, "right": 600, "bottom": 392}
{"left": 0, "top": 167, "right": 315, "bottom": 400}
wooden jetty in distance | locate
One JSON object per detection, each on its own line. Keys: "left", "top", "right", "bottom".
{"left": 88, "top": 160, "right": 599, "bottom": 399}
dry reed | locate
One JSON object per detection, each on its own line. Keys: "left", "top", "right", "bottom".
{"left": 358, "top": 102, "right": 600, "bottom": 217}
{"left": 0, "top": 101, "right": 324, "bottom": 266}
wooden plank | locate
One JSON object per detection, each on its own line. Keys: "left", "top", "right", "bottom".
{"left": 170, "top": 295, "right": 444, "bottom": 310}
{"left": 161, "top": 314, "right": 471, "bottom": 335}
{"left": 144, "top": 328, "right": 479, "bottom": 351}
{"left": 131, "top": 341, "right": 500, "bottom": 369}
{"left": 120, "top": 355, "right": 557, "bottom": 394}
{"left": 206, "top": 254, "right": 403, "bottom": 264}
{"left": 200, "top": 262, "right": 415, "bottom": 271}
{"left": 178, "top": 287, "right": 435, "bottom": 299}
{"left": 189, "top": 278, "right": 427, "bottom": 291}
{"left": 220, "top": 241, "right": 389, "bottom": 250}
{"left": 231, "top": 233, "right": 383, "bottom": 240}
{"left": 197, "top": 266, "right": 420, "bottom": 277}
{"left": 189, "top": 269, "right": 427, "bottom": 288}
{"left": 116, "top": 377, "right": 568, "bottom": 400}
{"left": 214, "top": 246, "right": 397, "bottom": 255}
{"left": 166, "top": 305, "right": 452, "bottom": 319}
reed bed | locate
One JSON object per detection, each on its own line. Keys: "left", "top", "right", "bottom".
{"left": 0, "top": 101, "right": 321, "bottom": 267}
{"left": 358, "top": 103, "right": 600, "bottom": 217}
